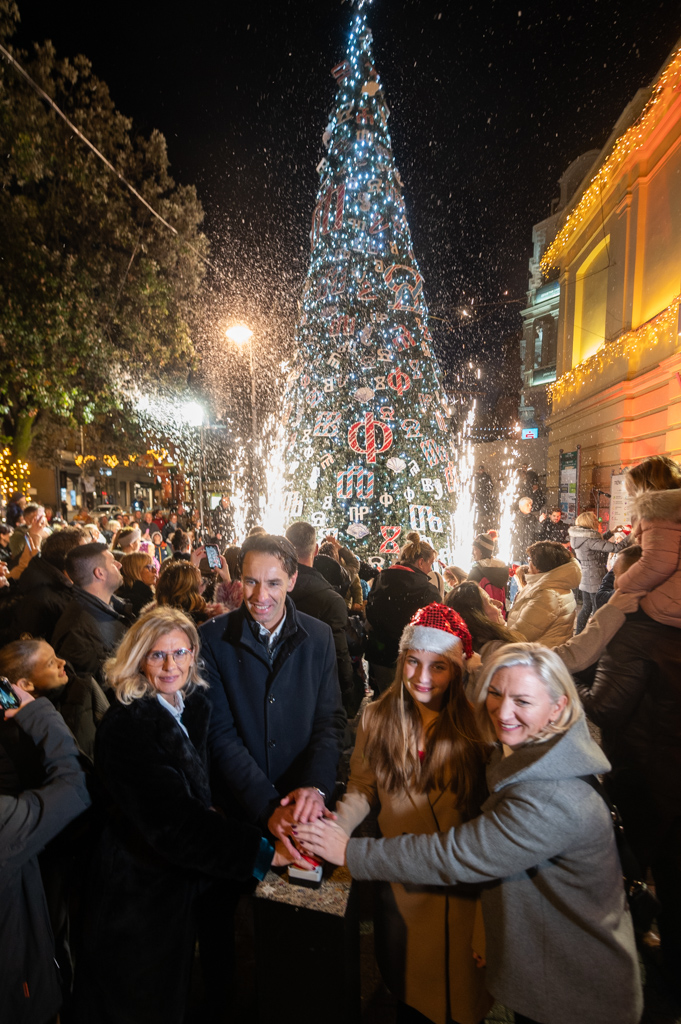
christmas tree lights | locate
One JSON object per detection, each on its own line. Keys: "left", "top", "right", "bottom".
{"left": 281, "top": 2, "right": 454, "bottom": 564}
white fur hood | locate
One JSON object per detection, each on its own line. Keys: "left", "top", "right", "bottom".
{"left": 631, "top": 487, "right": 681, "bottom": 524}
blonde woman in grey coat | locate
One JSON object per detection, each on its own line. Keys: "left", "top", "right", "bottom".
{"left": 568, "top": 512, "right": 628, "bottom": 633}
{"left": 295, "top": 645, "right": 642, "bottom": 1024}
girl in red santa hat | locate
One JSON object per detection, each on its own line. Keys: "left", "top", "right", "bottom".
{"left": 329, "top": 604, "right": 491, "bottom": 1024}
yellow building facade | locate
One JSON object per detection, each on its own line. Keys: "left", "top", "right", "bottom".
{"left": 543, "top": 40, "right": 681, "bottom": 514}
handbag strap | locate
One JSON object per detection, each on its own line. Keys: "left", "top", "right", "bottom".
{"left": 579, "top": 775, "right": 644, "bottom": 883}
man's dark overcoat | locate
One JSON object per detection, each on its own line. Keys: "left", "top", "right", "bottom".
{"left": 200, "top": 598, "right": 346, "bottom": 826}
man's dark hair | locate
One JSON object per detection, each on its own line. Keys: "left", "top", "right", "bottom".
{"left": 41, "top": 526, "right": 84, "bottom": 572}
{"left": 171, "top": 529, "right": 190, "bottom": 553}
{"left": 549, "top": 505, "right": 562, "bottom": 515}
{"left": 23, "top": 503, "right": 40, "bottom": 519}
{"left": 238, "top": 534, "right": 298, "bottom": 578}
{"left": 285, "top": 521, "right": 316, "bottom": 559}
{"left": 65, "top": 542, "right": 108, "bottom": 587}
{"left": 0, "top": 524, "right": 11, "bottom": 537}
{"left": 526, "top": 540, "right": 573, "bottom": 574}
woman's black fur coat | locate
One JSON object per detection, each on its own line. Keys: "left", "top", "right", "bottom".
{"left": 74, "top": 688, "right": 262, "bottom": 1024}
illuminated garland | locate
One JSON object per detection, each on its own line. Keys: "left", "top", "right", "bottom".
{"left": 547, "top": 295, "right": 680, "bottom": 403}
{"left": 541, "top": 44, "right": 681, "bottom": 273}
{"left": 0, "top": 447, "right": 31, "bottom": 505}
{"left": 73, "top": 448, "right": 173, "bottom": 469}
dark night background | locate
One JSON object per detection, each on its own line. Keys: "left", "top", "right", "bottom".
{"left": 12, "top": 0, "right": 681, "bottom": 382}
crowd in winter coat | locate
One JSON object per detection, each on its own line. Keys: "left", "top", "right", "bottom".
{"left": 1, "top": 451, "right": 681, "bottom": 1024}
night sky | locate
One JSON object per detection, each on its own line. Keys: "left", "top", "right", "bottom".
{"left": 12, "top": 0, "right": 681, "bottom": 379}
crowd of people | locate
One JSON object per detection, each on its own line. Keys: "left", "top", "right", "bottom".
{"left": 0, "top": 454, "right": 679, "bottom": 1024}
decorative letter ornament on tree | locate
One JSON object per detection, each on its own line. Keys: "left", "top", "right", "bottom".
{"left": 281, "top": 0, "right": 454, "bottom": 564}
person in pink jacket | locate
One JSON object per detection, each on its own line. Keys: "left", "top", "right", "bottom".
{"left": 616, "top": 455, "right": 681, "bottom": 626}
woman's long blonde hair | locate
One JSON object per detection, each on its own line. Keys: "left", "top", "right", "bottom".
{"left": 473, "top": 643, "right": 583, "bottom": 745}
{"left": 361, "top": 649, "right": 489, "bottom": 819}
{"left": 105, "top": 606, "right": 207, "bottom": 705}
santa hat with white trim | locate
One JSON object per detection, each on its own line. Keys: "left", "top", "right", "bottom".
{"left": 399, "top": 603, "right": 473, "bottom": 663}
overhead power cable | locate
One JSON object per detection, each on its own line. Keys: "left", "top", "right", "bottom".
{"left": 0, "top": 42, "right": 222, "bottom": 278}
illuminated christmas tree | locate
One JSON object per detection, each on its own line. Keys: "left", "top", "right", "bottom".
{"left": 281, "top": 0, "right": 454, "bottom": 565}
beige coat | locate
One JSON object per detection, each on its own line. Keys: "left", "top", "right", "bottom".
{"left": 336, "top": 708, "right": 491, "bottom": 1024}
{"left": 506, "top": 558, "right": 581, "bottom": 646}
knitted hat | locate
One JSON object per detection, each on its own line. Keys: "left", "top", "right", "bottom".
{"left": 473, "top": 532, "right": 495, "bottom": 556}
{"left": 399, "top": 603, "right": 473, "bottom": 661}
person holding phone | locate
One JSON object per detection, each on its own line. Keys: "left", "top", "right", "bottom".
{"left": 0, "top": 681, "right": 91, "bottom": 1024}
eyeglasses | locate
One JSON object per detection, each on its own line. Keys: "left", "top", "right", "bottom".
{"left": 145, "top": 648, "right": 193, "bottom": 665}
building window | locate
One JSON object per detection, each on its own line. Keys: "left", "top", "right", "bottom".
{"left": 573, "top": 235, "right": 610, "bottom": 367}
{"left": 534, "top": 327, "right": 543, "bottom": 370}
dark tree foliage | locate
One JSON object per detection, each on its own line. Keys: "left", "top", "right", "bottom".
{"left": 0, "top": 1, "right": 208, "bottom": 459}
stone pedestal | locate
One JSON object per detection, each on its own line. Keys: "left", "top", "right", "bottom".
{"left": 253, "top": 866, "right": 360, "bottom": 1023}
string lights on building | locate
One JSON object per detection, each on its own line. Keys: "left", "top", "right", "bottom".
{"left": 547, "top": 295, "right": 680, "bottom": 404}
{"left": 541, "top": 44, "right": 681, "bottom": 273}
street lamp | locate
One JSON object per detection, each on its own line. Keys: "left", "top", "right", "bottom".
{"left": 225, "top": 323, "right": 258, "bottom": 518}
{"left": 181, "top": 401, "right": 206, "bottom": 537}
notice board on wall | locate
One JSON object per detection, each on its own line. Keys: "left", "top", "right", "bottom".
{"left": 609, "top": 473, "right": 633, "bottom": 528}
{"left": 559, "top": 449, "right": 580, "bottom": 522}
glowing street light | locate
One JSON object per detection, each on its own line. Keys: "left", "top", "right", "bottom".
{"left": 225, "top": 324, "right": 253, "bottom": 346}
{"left": 181, "top": 401, "right": 204, "bottom": 428}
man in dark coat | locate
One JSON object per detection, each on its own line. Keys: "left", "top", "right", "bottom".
{"left": 13, "top": 526, "right": 84, "bottom": 643}
{"left": 365, "top": 554, "right": 442, "bottom": 693}
{"left": 511, "top": 497, "right": 542, "bottom": 563}
{"left": 198, "top": 534, "right": 345, "bottom": 1011}
{"left": 200, "top": 534, "right": 346, "bottom": 836}
{"left": 539, "top": 506, "right": 570, "bottom": 545}
{"left": 52, "top": 542, "right": 132, "bottom": 684}
{"left": 285, "top": 521, "right": 355, "bottom": 713}
{"left": 163, "top": 511, "right": 180, "bottom": 540}
{"left": 211, "top": 493, "right": 235, "bottom": 545}
{"left": 0, "top": 687, "right": 91, "bottom": 1024}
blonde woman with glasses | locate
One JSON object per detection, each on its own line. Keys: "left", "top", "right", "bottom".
{"left": 73, "top": 606, "right": 290, "bottom": 1024}
{"left": 296, "top": 644, "right": 642, "bottom": 1024}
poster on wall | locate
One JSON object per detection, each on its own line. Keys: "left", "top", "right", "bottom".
{"left": 558, "top": 449, "right": 580, "bottom": 522}
{"left": 609, "top": 473, "right": 632, "bottom": 528}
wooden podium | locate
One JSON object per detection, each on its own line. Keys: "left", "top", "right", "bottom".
{"left": 253, "top": 865, "right": 360, "bottom": 1023}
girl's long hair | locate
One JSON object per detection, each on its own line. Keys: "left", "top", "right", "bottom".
{"left": 362, "top": 650, "right": 489, "bottom": 820}
{"left": 445, "top": 583, "right": 524, "bottom": 651}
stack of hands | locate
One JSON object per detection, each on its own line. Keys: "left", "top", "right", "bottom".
{"left": 267, "top": 789, "right": 350, "bottom": 869}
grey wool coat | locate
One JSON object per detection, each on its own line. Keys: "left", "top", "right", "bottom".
{"left": 346, "top": 715, "right": 642, "bottom": 1024}
{"left": 568, "top": 527, "right": 627, "bottom": 592}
